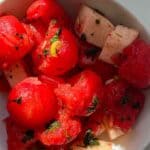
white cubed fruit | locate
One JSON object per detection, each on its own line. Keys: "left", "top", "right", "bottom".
{"left": 94, "top": 123, "right": 106, "bottom": 137}
{"left": 104, "top": 116, "right": 125, "bottom": 140}
{"left": 99, "top": 25, "right": 139, "bottom": 64}
{"left": 4, "top": 61, "right": 28, "bottom": 87}
{"left": 107, "top": 127, "right": 125, "bottom": 140}
{"left": 75, "top": 5, "right": 115, "bottom": 48}
{"left": 72, "top": 140, "right": 113, "bottom": 150}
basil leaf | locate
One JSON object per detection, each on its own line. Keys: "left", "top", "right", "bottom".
{"left": 87, "top": 96, "right": 99, "bottom": 114}
{"left": 43, "top": 49, "right": 49, "bottom": 57}
{"left": 83, "top": 129, "right": 99, "bottom": 147}
{"left": 12, "top": 97, "right": 22, "bottom": 104}
{"left": 50, "top": 28, "right": 62, "bottom": 44}
{"left": 47, "top": 121, "right": 61, "bottom": 131}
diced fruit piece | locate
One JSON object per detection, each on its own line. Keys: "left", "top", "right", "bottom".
{"left": 99, "top": 25, "right": 139, "bottom": 65}
{"left": 103, "top": 79, "right": 145, "bottom": 140}
{"left": 84, "top": 109, "right": 105, "bottom": 137}
{"left": 7, "top": 77, "right": 58, "bottom": 128}
{"left": 119, "top": 39, "right": 150, "bottom": 88}
{"left": 103, "top": 79, "right": 128, "bottom": 111}
{"left": 4, "top": 61, "right": 28, "bottom": 87}
{"left": 106, "top": 127, "right": 125, "bottom": 140}
{"left": 26, "top": 0, "right": 69, "bottom": 27}
{"left": 72, "top": 140, "right": 113, "bottom": 150}
{"left": 55, "top": 70, "right": 103, "bottom": 116}
{"left": 0, "top": 15, "right": 32, "bottom": 69}
{"left": 75, "top": 5, "right": 115, "bottom": 48}
{"left": 39, "top": 75, "right": 64, "bottom": 89}
{"left": 6, "top": 118, "right": 37, "bottom": 150}
{"left": 22, "top": 20, "right": 47, "bottom": 46}
{"left": 33, "top": 24, "right": 78, "bottom": 76}
{"left": 103, "top": 116, "right": 125, "bottom": 140}
{"left": 39, "top": 112, "right": 81, "bottom": 146}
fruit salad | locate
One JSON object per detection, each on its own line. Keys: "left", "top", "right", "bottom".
{"left": 0, "top": 1, "right": 149, "bottom": 150}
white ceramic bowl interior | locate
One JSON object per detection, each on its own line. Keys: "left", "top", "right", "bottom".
{"left": 0, "top": 0, "right": 149, "bottom": 150}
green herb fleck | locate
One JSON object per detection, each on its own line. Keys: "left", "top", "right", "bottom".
{"left": 120, "top": 95, "right": 129, "bottom": 105}
{"left": 132, "top": 102, "right": 141, "bottom": 109}
{"left": 50, "top": 28, "right": 62, "bottom": 44}
{"left": 50, "top": 35, "right": 59, "bottom": 43}
{"left": 47, "top": 121, "right": 61, "bottom": 131}
{"left": 95, "top": 19, "right": 100, "bottom": 24}
{"left": 16, "top": 33, "right": 24, "bottom": 39}
{"left": 13, "top": 97, "right": 22, "bottom": 104}
{"left": 87, "top": 96, "right": 99, "bottom": 114}
{"left": 85, "top": 47, "right": 100, "bottom": 58}
{"left": 22, "top": 130, "right": 34, "bottom": 143}
{"left": 83, "top": 129, "right": 99, "bottom": 147}
{"left": 80, "top": 33, "right": 87, "bottom": 41}
{"left": 43, "top": 49, "right": 49, "bottom": 57}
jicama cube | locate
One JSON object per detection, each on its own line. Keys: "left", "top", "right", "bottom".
{"left": 99, "top": 25, "right": 139, "bottom": 64}
{"left": 75, "top": 5, "right": 115, "bottom": 48}
{"left": 4, "top": 61, "right": 28, "bottom": 87}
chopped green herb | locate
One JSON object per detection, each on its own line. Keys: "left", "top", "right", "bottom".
{"left": 50, "top": 28, "right": 62, "bottom": 44}
{"left": 56, "top": 28, "right": 62, "bottom": 36}
{"left": 16, "top": 33, "right": 24, "bottom": 39}
{"left": 83, "top": 129, "right": 99, "bottom": 147}
{"left": 47, "top": 121, "right": 61, "bottom": 131}
{"left": 50, "top": 35, "right": 59, "bottom": 43}
{"left": 132, "top": 102, "right": 141, "bottom": 109}
{"left": 43, "top": 49, "right": 49, "bottom": 57}
{"left": 22, "top": 130, "right": 34, "bottom": 143}
{"left": 87, "top": 96, "right": 99, "bottom": 114}
{"left": 85, "top": 47, "right": 100, "bottom": 58}
{"left": 13, "top": 97, "right": 22, "bottom": 104}
{"left": 120, "top": 95, "right": 129, "bottom": 105}
{"left": 80, "top": 33, "right": 87, "bottom": 41}
{"left": 95, "top": 19, "right": 100, "bottom": 24}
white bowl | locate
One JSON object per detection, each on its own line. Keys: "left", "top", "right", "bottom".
{"left": 0, "top": 0, "right": 149, "bottom": 150}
